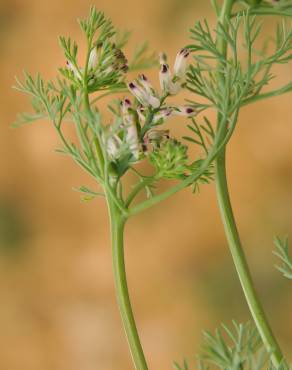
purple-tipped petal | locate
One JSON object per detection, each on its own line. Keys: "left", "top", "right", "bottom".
{"left": 173, "top": 48, "right": 190, "bottom": 80}
{"left": 173, "top": 106, "right": 197, "bottom": 117}
{"left": 159, "top": 63, "right": 172, "bottom": 93}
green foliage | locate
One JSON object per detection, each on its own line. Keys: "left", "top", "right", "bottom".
{"left": 78, "top": 7, "right": 115, "bottom": 42}
{"left": 149, "top": 139, "right": 190, "bottom": 179}
{"left": 273, "top": 236, "right": 292, "bottom": 279}
{"left": 187, "top": 13, "right": 292, "bottom": 115}
{"left": 199, "top": 321, "right": 263, "bottom": 369}
{"left": 174, "top": 322, "right": 292, "bottom": 370}
{"left": 173, "top": 359, "right": 189, "bottom": 370}
{"left": 73, "top": 185, "right": 105, "bottom": 202}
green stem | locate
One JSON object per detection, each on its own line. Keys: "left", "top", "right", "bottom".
{"left": 215, "top": 150, "right": 284, "bottom": 366}
{"left": 215, "top": 0, "right": 284, "bottom": 366}
{"left": 125, "top": 177, "right": 155, "bottom": 207}
{"left": 107, "top": 197, "right": 148, "bottom": 370}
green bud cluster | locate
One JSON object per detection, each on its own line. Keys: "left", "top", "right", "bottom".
{"left": 149, "top": 139, "right": 189, "bottom": 179}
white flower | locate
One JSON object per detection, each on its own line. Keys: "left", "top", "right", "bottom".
{"left": 88, "top": 46, "right": 99, "bottom": 70}
{"left": 66, "top": 61, "right": 82, "bottom": 80}
{"left": 138, "top": 74, "right": 155, "bottom": 95}
{"left": 128, "top": 81, "right": 160, "bottom": 108}
{"left": 106, "top": 134, "right": 122, "bottom": 160}
{"left": 173, "top": 48, "right": 190, "bottom": 80}
{"left": 153, "top": 107, "right": 173, "bottom": 125}
{"left": 126, "top": 123, "right": 140, "bottom": 160}
{"left": 159, "top": 49, "right": 190, "bottom": 95}
{"left": 173, "top": 106, "right": 197, "bottom": 117}
{"left": 121, "top": 98, "right": 140, "bottom": 160}
{"left": 159, "top": 63, "right": 172, "bottom": 93}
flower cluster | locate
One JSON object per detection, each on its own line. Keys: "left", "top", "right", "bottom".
{"left": 66, "top": 41, "right": 128, "bottom": 91}
{"left": 104, "top": 48, "right": 197, "bottom": 167}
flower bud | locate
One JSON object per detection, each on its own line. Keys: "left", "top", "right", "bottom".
{"left": 147, "top": 129, "right": 170, "bottom": 142}
{"left": 173, "top": 48, "right": 190, "bottom": 80}
{"left": 66, "top": 61, "right": 82, "bottom": 80}
{"left": 106, "top": 134, "right": 122, "bottom": 160}
{"left": 88, "top": 46, "right": 99, "bottom": 70}
{"left": 137, "top": 105, "right": 146, "bottom": 123}
{"left": 126, "top": 122, "right": 140, "bottom": 160}
{"left": 159, "top": 63, "right": 172, "bottom": 93}
{"left": 153, "top": 107, "right": 173, "bottom": 125}
{"left": 173, "top": 106, "right": 197, "bottom": 117}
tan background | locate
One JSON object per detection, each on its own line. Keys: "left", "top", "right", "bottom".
{"left": 0, "top": 0, "right": 292, "bottom": 369}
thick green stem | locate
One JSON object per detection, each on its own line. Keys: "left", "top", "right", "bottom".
{"left": 215, "top": 150, "right": 284, "bottom": 366}
{"left": 215, "top": 0, "right": 284, "bottom": 366}
{"left": 107, "top": 198, "right": 148, "bottom": 370}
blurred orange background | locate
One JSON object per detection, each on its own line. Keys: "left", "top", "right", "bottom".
{"left": 0, "top": 0, "right": 292, "bottom": 369}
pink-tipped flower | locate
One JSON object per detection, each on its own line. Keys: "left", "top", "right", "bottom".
{"left": 173, "top": 106, "right": 197, "bottom": 117}
{"left": 159, "top": 52, "right": 183, "bottom": 95}
{"left": 153, "top": 107, "right": 173, "bottom": 125}
{"left": 128, "top": 81, "right": 160, "bottom": 108}
{"left": 173, "top": 48, "right": 190, "bottom": 80}
{"left": 121, "top": 98, "right": 132, "bottom": 121}
{"left": 66, "top": 61, "right": 82, "bottom": 80}
{"left": 138, "top": 74, "right": 155, "bottom": 95}
{"left": 159, "top": 63, "right": 172, "bottom": 93}
{"left": 121, "top": 98, "right": 140, "bottom": 160}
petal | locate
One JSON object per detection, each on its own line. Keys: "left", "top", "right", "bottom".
{"left": 128, "top": 82, "right": 149, "bottom": 106}
{"left": 107, "top": 135, "right": 122, "bottom": 159}
{"left": 159, "top": 63, "right": 172, "bottom": 93}
{"left": 126, "top": 124, "right": 140, "bottom": 160}
{"left": 66, "top": 61, "right": 82, "bottom": 80}
{"left": 173, "top": 48, "right": 190, "bottom": 79}
{"left": 88, "top": 47, "right": 99, "bottom": 70}
{"left": 138, "top": 74, "right": 154, "bottom": 95}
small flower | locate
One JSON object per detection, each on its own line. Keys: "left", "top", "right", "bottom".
{"left": 143, "top": 129, "right": 170, "bottom": 152}
{"left": 126, "top": 122, "right": 140, "bottom": 160}
{"left": 173, "top": 106, "right": 197, "bottom": 117}
{"left": 138, "top": 74, "right": 155, "bottom": 95}
{"left": 121, "top": 98, "right": 140, "bottom": 160}
{"left": 159, "top": 49, "right": 190, "bottom": 95}
{"left": 137, "top": 105, "right": 146, "bottom": 123}
{"left": 88, "top": 46, "right": 99, "bottom": 70}
{"left": 173, "top": 48, "right": 190, "bottom": 80}
{"left": 66, "top": 61, "right": 82, "bottom": 80}
{"left": 127, "top": 81, "right": 160, "bottom": 108}
{"left": 147, "top": 129, "right": 170, "bottom": 141}
{"left": 159, "top": 63, "right": 181, "bottom": 95}
{"left": 106, "top": 134, "right": 122, "bottom": 160}
{"left": 152, "top": 107, "right": 173, "bottom": 125}
{"left": 89, "top": 43, "right": 128, "bottom": 74}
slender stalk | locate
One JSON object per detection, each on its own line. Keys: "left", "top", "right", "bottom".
{"left": 107, "top": 197, "right": 148, "bottom": 370}
{"left": 215, "top": 0, "right": 284, "bottom": 366}
{"left": 215, "top": 150, "right": 284, "bottom": 366}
